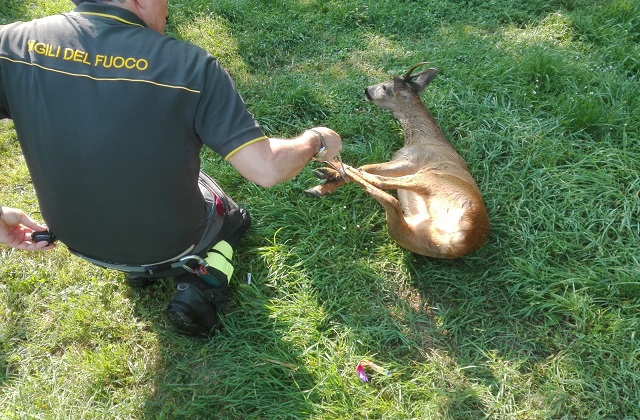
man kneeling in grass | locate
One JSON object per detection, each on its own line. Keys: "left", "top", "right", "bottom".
{"left": 0, "top": 0, "right": 342, "bottom": 337}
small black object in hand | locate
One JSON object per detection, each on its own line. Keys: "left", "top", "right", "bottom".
{"left": 31, "top": 230, "right": 57, "bottom": 245}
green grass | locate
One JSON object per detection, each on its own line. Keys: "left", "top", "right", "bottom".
{"left": 1, "top": 0, "right": 639, "bottom": 418}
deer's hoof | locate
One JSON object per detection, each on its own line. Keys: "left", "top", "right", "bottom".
{"left": 303, "top": 186, "right": 330, "bottom": 198}
{"left": 312, "top": 167, "right": 340, "bottom": 182}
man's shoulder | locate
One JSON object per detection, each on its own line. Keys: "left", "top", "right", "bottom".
{"left": 157, "top": 33, "right": 211, "bottom": 57}
{"left": 0, "top": 18, "right": 31, "bottom": 34}
{"left": 147, "top": 33, "right": 217, "bottom": 77}
{"left": 1, "top": 13, "right": 71, "bottom": 37}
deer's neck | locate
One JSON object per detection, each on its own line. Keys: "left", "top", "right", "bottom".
{"left": 393, "top": 103, "right": 446, "bottom": 146}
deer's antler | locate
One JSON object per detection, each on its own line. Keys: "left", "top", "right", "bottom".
{"left": 403, "top": 62, "right": 431, "bottom": 81}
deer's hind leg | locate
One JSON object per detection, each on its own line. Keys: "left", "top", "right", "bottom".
{"left": 348, "top": 170, "right": 406, "bottom": 216}
{"left": 345, "top": 167, "right": 415, "bottom": 241}
{"left": 347, "top": 167, "right": 425, "bottom": 193}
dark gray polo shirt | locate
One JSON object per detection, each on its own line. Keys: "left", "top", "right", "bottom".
{"left": 0, "top": 3, "right": 266, "bottom": 264}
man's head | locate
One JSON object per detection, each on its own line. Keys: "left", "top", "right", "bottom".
{"left": 71, "top": 0, "right": 169, "bottom": 34}
{"left": 71, "top": 0, "right": 122, "bottom": 6}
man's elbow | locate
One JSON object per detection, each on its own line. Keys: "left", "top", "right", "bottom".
{"left": 246, "top": 170, "right": 282, "bottom": 188}
{"left": 253, "top": 176, "right": 280, "bottom": 188}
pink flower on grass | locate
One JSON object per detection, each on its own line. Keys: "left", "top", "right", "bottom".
{"left": 357, "top": 363, "right": 369, "bottom": 382}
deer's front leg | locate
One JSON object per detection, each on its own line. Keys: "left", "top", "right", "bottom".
{"left": 358, "top": 157, "right": 417, "bottom": 178}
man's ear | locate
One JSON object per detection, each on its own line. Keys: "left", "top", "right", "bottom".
{"left": 132, "top": 0, "right": 147, "bottom": 12}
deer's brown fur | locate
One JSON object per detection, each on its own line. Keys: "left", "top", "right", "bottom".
{"left": 305, "top": 64, "right": 489, "bottom": 258}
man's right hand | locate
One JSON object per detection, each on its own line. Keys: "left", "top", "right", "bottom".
{"left": 227, "top": 127, "right": 343, "bottom": 188}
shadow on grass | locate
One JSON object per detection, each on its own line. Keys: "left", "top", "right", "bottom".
{"left": 226, "top": 2, "right": 638, "bottom": 416}
{"left": 126, "top": 4, "right": 630, "bottom": 416}
{"left": 2, "top": 0, "right": 635, "bottom": 417}
{"left": 128, "top": 234, "right": 317, "bottom": 418}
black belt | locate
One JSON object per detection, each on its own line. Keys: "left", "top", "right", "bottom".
{"left": 69, "top": 247, "right": 195, "bottom": 276}
{"left": 69, "top": 248, "right": 224, "bottom": 287}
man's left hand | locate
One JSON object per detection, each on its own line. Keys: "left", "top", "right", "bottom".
{"left": 0, "top": 206, "right": 56, "bottom": 251}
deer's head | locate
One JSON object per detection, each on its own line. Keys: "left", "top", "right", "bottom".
{"left": 364, "top": 63, "right": 438, "bottom": 111}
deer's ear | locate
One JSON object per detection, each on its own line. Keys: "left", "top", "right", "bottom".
{"left": 412, "top": 68, "right": 439, "bottom": 94}
{"left": 393, "top": 76, "right": 404, "bottom": 93}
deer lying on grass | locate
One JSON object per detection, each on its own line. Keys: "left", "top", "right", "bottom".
{"left": 305, "top": 63, "right": 489, "bottom": 258}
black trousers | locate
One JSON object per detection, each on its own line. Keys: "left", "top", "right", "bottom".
{"left": 71, "top": 171, "right": 249, "bottom": 279}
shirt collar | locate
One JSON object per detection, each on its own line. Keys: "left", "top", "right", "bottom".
{"left": 73, "top": 3, "right": 148, "bottom": 28}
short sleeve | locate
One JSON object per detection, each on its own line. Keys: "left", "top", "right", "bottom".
{"left": 0, "top": 26, "right": 10, "bottom": 119}
{"left": 194, "top": 57, "right": 265, "bottom": 159}
{"left": 0, "top": 74, "right": 8, "bottom": 119}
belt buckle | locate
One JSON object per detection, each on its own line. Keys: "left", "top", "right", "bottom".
{"left": 178, "top": 255, "right": 206, "bottom": 273}
{"left": 178, "top": 255, "right": 223, "bottom": 287}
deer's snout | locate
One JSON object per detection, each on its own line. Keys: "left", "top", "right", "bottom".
{"left": 364, "top": 87, "right": 372, "bottom": 101}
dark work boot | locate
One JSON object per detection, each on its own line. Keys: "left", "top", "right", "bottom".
{"left": 226, "top": 206, "right": 251, "bottom": 248}
{"left": 165, "top": 273, "right": 230, "bottom": 337}
{"left": 165, "top": 206, "right": 248, "bottom": 337}
{"left": 124, "top": 272, "right": 155, "bottom": 288}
